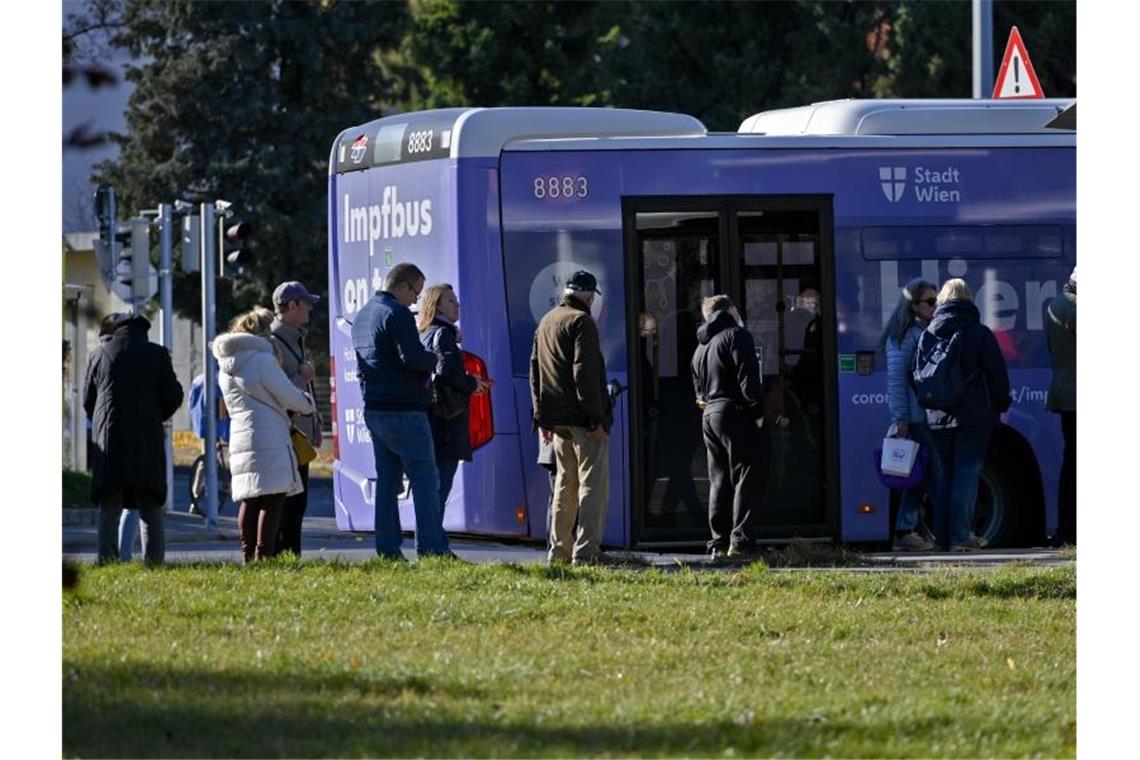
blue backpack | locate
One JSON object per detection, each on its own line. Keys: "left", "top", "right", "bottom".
{"left": 912, "top": 328, "right": 973, "bottom": 411}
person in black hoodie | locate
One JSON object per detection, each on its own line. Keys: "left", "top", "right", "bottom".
{"left": 690, "top": 295, "right": 768, "bottom": 559}
{"left": 417, "top": 284, "right": 491, "bottom": 533}
{"left": 924, "top": 278, "right": 1011, "bottom": 551}
{"left": 83, "top": 313, "right": 184, "bottom": 564}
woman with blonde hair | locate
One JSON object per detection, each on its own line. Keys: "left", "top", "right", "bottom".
{"left": 920, "top": 278, "right": 1010, "bottom": 551}
{"left": 417, "top": 284, "right": 491, "bottom": 534}
{"left": 213, "top": 306, "right": 315, "bottom": 561}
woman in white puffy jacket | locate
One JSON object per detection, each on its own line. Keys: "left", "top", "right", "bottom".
{"left": 213, "top": 307, "right": 315, "bottom": 562}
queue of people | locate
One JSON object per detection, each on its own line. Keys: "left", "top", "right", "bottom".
{"left": 84, "top": 263, "right": 1074, "bottom": 565}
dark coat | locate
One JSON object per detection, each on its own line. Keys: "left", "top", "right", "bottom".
{"left": 350, "top": 291, "right": 437, "bottom": 411}
{"left": 1045, "top": 286, "right": 1076, "bottom": 412}
{"left": 83, "top": 314, "right": 184, "bottom": 506}
{"left": 690, "top": 310, "right": 763, "bottom": 418}
{"left": 421, "top": 319, "right": 478, "bottom": 461}
{"left": 926, "top": 300, "right": 1011, "bottom": 427}
{"left": 529, "top": 296, "right": 612, "bottom": 431}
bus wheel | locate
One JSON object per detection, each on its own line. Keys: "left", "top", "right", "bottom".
{"left": 917, "top": 442, "right": 1043, "bottom": 549}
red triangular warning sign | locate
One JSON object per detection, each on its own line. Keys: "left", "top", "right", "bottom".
{"left": 992, "top": 26, "right": 1045, "bottom": 99}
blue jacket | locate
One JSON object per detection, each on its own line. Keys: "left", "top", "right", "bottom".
{"left": 885, "top": 323, "right": 925, "bottom": 425}
{"left": 925, "top": 300, "right": 1011, "bottom": 428}
{"left": 350, "top": 291, "right": 437, "bottom": 411}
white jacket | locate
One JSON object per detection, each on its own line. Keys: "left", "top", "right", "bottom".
{"left": 213, "top": 332, "right": 315, "bottom": 501}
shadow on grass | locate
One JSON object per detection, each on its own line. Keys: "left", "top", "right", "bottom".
{"left": 62, "top": 660, "right": 1073, "bottom": 758}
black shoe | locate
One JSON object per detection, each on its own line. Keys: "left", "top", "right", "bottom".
{"left": 709, "top": 546, "right": 729, "bottom": 561}
{"left": 377, "top": 552, "right": 408, "bottom": 563}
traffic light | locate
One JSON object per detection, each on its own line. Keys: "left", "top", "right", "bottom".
{"left": 93, "top": 184, "right": 117, "bottom": 280}
{"left": 128, "top": 218, "right": 152, "bottom": 302}
{"left": 109, "top": 219, "right": 152, "bottom": 305}
{"left": 221, "top": 218, "right": 252, "bottom": 276}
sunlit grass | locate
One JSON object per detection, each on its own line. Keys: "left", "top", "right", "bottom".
{"left": 63, "top": 561, "right": 1075, "bottom": 758}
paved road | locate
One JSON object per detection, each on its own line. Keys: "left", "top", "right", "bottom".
{"left": 62, "top": 467, "right": 1073, "bottom": 571}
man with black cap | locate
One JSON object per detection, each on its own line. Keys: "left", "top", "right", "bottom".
{"left": 530, "top": 270, "right": 615, "bottom": 565}
{"left": 270, "top": 280, "right": 323, "bottom": 556}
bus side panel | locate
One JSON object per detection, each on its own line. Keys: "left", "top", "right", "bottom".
{"left": 450, "top": 159, "right": 527, "bottom": 536}
{"left": 330, "top": 160, "right": 458, "bottom": 533}
{"left": 831, "top": 148, "right": 1074, "bottom": 542}
{"left": 499, "top": 152, "right": 630, "bottom": 547}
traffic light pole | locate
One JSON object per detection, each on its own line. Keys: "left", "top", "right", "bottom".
{"left": 158, "top": 203, "right": 175, "bottom": 514}
{"left": 200, "top": 201, "right": 220, "bottom": 530}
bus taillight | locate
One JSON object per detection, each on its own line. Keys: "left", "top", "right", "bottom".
{"left": 463, "top": 350, "right": 494, "bottom": 451}
{"left": 329, "top": 356, "right": 339, "bottom": 461}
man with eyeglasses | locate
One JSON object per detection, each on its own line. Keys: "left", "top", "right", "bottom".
{"left": 351, "top": 262, "right": 455, "bottom": 560}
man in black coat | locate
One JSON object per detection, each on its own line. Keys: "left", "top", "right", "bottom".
{"left": 1045, "top": 267, "right": 1076, "bottom": 546}
{"left": 84, "top": 313, "right": 183, "bottom": 564}
{"left": 690, "top": 295, "right": 768, "bottom": 560}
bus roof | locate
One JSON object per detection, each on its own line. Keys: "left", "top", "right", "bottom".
{"left": 738, "top": 98, "right": 1076, "bottom": 136}
{"left": 330, "top": 107, "right": 707, "bottom": 174}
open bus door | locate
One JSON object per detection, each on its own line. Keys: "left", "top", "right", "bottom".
{"left": 624, "top": 196, "right": 839, "bottom": 547}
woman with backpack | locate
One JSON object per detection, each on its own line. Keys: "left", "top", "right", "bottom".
{"left": 213, "top": 307, "right": 315, "bottom": 562}
{"left": 417, "top": 284, "right": 492, "bottom": 529}
{"left": 881, "top": 278, "right": 941, "bottom": 552}
{"left": 919, "top": 278, "right": 1011, "bottom": 551}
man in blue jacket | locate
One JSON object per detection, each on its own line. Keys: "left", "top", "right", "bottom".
{"left": 351, "top": 262, "right": 452, "bottom": 560}
{"left": 690, "top": 295, "right": 768, "bottom": 560}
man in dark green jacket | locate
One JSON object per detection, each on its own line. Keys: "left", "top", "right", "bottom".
{"left": 530, "top": 270, "right": 613, "bottom": 565}
{"left": 1046, "top": 267, "right": 1076, "bottom": 546}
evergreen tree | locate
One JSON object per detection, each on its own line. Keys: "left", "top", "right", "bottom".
{"left": 95, "top": 0, "right": 409, "bottom": 360}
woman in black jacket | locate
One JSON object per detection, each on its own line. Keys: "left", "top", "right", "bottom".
{"left": 924, "top": 278, "right": 1011, "bottom": 551}
{"left": 418, "top": 285, "right": 491, "bottom": 530}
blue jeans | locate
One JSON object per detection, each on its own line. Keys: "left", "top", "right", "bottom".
{"left": 98, "top": 504, "right": 164, "bottom": 564}
{"left": 118, "top": 509, "right": 140, "bottom": 561}
{"left": 364, "top": 410, "right": 448, "bottom": 558}
{"left": 931, "top": 426, "right": 994, "bottom": 546}
{"left": 895, "top": 423, "right": 942, "bottom": 533}
{"left": 437, "top": 458, "right": 460, "bottom": 524}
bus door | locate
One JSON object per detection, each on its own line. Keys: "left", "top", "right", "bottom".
{"left": 624, "top": 197, "right": 837, "bottom": 546}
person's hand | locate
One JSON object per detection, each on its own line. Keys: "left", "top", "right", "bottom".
{"left": 541, "top": 428, "right": 553, "bottom": 444}
{"left": 586, "top": 425, "right": 606, "bottom": 441}
{"left": 473, "top": 376, "right": 492, "bottom": 395}
{"left": 893, "top": 422, "right": 909, "bottom": 439}
{"left": 299, "top": 361, "right": 316, "bottom": 383}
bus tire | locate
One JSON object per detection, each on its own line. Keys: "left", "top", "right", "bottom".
{"left": 973, "top": 432, "right": 1045, "bottom": 548}
{"left": 918, "top": 427, "right": 1046, "bottom": 549}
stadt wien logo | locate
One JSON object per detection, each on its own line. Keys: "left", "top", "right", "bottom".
{"left": 879, "top": 166, "right": 907, "bottom": 202}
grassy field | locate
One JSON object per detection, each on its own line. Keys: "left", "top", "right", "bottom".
{"left": 63, "top": 561, "right": 1075, "bottom": 758}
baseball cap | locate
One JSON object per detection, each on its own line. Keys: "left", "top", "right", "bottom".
{"left": 566, "top": 270, "right": 602, "bottom": 295}
{"left": 273, "top": 281, "right": 321, "bottom": 307}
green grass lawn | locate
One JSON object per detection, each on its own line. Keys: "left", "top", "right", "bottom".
{"left": 63, "top": 561, "right": 1075, "bottom": 758}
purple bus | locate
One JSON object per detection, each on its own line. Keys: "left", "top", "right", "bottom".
{"left": 327, "top": 99, "right": 1075, "bottom": 548}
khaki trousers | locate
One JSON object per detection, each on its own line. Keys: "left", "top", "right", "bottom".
{"left": 549, "top": 425, "right": 610, "bottom": 563}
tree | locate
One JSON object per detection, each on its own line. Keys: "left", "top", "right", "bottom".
{"left": 94, "top": 0, "right": 410, "bottom": 361}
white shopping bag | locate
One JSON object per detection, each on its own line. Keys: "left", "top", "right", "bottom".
{"left": 880, "top": 436, "right": 920, "bottom": 478}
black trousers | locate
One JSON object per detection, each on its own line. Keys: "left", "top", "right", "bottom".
{"left": 1057, "top": 411, "right": 1076, "bottom": 544}
{"left": 276, "top": 464, "right": 309, "bottom": 556}
{"left": 702, "top": 408, "right": 768, "bottom": 551}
